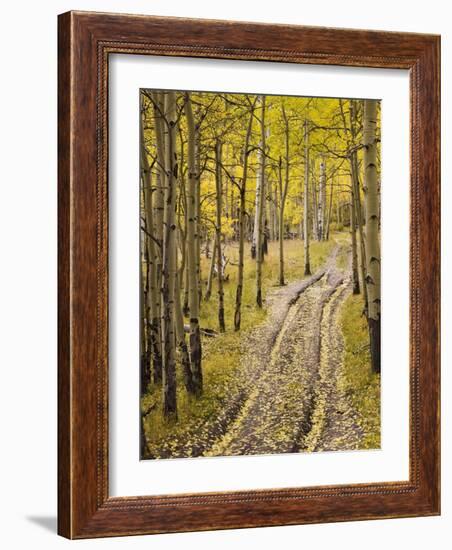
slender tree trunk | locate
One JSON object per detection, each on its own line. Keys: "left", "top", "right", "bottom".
{"left": 262, "top": 221, "right": 269, "bottom": 257}
{"left": 174, "top": 246, "right": 195, "bottom": 394}
{"left": 140, "top": 413, "right": 149, "bottom": 458}
{"left": 205, "top": 238, "right": 216, "bottom": 301}
{"left": 312, "top": 162, "right": 320, "bottom": 241}
{"left": 151, "top": 92, "right": 165, "bottom": 360}
{"left": 303, "top": 120, "right": 311, "bottom": 276}
{"left": 234, "top": 100, "right": 255, "bottom": 331}
{"left": 142, "top": 172, "right": 162, "bottom": 385}
{"left": 178, "top": 147, "right": 190, "bottom": 320}
{"left": 140, "top": 235, "right": 149, "bottom": 395}
{"left": 230, "top": 174, "right": 236, "bottom": 236}
{"left": 325, "top": 175, "right": 334, "bottom": 240}
{"left": 215, "top": 140, "right": 226, "bottom": 331}
{"left": 319, "top": 159, "right": 327, "bottom": 240}
{"left": 151, "top": 92, "right": 165, "bottom": 237}
{"left": 161, "top": 91, "right": 178, "bottom": 418}
{"left": 255, "top": 96, "right": 266, "bottom": 307}
{"left": 278, "top": 105, "right": 290, "bottom": 286}
{"left": 349, "top": 100, "right": 368, "bottom": 311}
{"left": 274, "top": 188, "right": 280, "bottom": 240}
{"left": 183, "top": 255, "right": 190, "bottom": 316}
{"left": 185, "top": 94, "right": 203, "bottom": 394}
{"left": 251, "top": 171, "right": 260, "bottom": 260}
{"left": 234, "top": 186, "right": 246, "bottom": 331}
{"left": 351, "top": 154, "right": 367, "bottom": 302}
{"left": 273, "top": 185, "right": 279, "bottom": 241}
{"left": 278, "top": 158, "right": 285, "bottom": 285}
{"left": 141, "top": 102, "right": 162, "bottom": 385}
{"left": 350, "top": 184, "right": 360, "bottom": 294}
{"left": 195, "top": 127, "right": 202, "bottom": 302}
{"left": 363, "top": 99, "right": 381, "bottom": 374}
{"left": 268, "top": 182, "right": 275, "bottom": 241}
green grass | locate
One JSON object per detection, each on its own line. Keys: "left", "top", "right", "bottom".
{"left": 142, "top": 237, "right": 335, "bottom": 455}
{"left": 198, "top": 237, "right": 335, "bottom": 333}
{"left": 332, "top": 230, "right": 351, "bottom": 272}
{"left": 339, "top": 293, "right": 381, "bottom": 449}
{"left": 335, "top": 243, "right": 349, "bottom": 272}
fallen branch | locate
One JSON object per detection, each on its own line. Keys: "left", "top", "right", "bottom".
{"left": 183, "top": 325, "right": 218, "bottom": 338}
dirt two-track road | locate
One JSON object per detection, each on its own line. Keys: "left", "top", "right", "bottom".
{"left": 146, "top": 246, "right": 364, "bottom": 459}
{"left": 205, "top": 246, "right": 363, "bottom": 457}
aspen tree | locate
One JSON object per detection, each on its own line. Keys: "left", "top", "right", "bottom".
{"left": 174, "top": 245, "right": 195, "bottom": 394}
{"left": 312, "top": 163, "right": 320, "bottom": 241}
{"left": 195, "top": 128, "right": 202, "bottom": 302}
{"left": 324, "top": 175, "right": 334, "bottom": 240}
{"left": 255, "top": 96, "right": 266, "bottom": 307}
{"left": 150, "top": 92, "right": 166, "bottom": 383}
{"left": 303, "top": 119, "right": 311, "bottom": 276}
{"left": 140, "top": 119, "right": 162, "bottom": 384}
{"left": 234, "top": 99, "right": 255, "bottom": 330}
{"left": 185, "top": 93, "right": 203, "bottom": 393}
{"left": 150, "top": 92, "right": 165, "bottom": 345}
{"left": 205, "top": 239, "right": 216, "bottom": 302}
{"left": 161, "top": 91, "right": 178, "bottom": 418}
{"left": 363, "top": 99, "right": 381, "bottom": 374}
{"left": 215, "top": 140, "right": 226, "bottom": 331}
{"left": 350, "top": 100, "right": 368, "bottom": 308}
{"left": 319, "top": 159, "right": 327, "bottom": 240}
{"left": 350, "top": 181, "right": 360, "bottom": 294}
{"left": 278, "top": 104, "right": 290, "bottom": 286}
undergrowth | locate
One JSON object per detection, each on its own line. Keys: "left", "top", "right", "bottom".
{"left": 339, "top": 293, "right": 381, "bottom": 449}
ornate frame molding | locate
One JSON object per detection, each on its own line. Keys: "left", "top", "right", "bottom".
{"left": 58, "top": 11, "right": 440, "bottom": 538}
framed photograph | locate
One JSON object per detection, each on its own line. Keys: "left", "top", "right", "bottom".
{"left": 58, "top": 11, "right": 440, "bottom": 538}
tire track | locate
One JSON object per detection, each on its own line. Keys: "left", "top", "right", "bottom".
{"left": 298, "top": 280, "right": 363, "bottom": 452}
{"left": 206, "top": 249, "right": 361, "bottom": 457}
{"left": 146, "top": 251, "right": 338, "bottom": 459}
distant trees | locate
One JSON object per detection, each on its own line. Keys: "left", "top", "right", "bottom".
{"left": 140, "top": 91, "right": 381, "bottom": 421}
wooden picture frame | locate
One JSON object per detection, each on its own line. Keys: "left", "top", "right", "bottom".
{"left": 58, "top": 10, "right": 440, "bottom": 539}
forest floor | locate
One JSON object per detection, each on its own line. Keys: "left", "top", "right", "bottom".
{"left": 142, "top": 235, "right": 380, "bottom": 459}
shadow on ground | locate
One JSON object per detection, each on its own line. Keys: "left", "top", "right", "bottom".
{"left": 26, "top": 516, "right": 57, "bottom": 533}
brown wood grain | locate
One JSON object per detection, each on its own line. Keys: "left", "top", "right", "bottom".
{"left": 58, "top": 10, "right": 440, "bottom": 539}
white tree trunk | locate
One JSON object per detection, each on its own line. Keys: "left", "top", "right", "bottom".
{"left": 319, "top": 159, "right": 327, "bottom": 240}
{"left": 184, "top": 93, "right": 203, "bottom": 394}
{"left": 161, "top": 91, "right": 178, "bottom": 418}
{"left": 255, "top": 96, "right": 266, "bottom": 307}
{"left": 303, "top": 120, "right": 311, "bottom": 275}
{"left": 363, "top": 99, "right": 381, "bottom": 374}
{"left": 215, "top": 140, "right": 226, "bottom": 330}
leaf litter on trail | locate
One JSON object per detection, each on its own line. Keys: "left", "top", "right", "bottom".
{"left": 145, "top": 245, "right": 373, "bottom": 459}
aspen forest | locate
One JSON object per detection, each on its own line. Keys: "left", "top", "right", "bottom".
{"left": 140, "top": 90, "right": 381, "bottom": 459}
